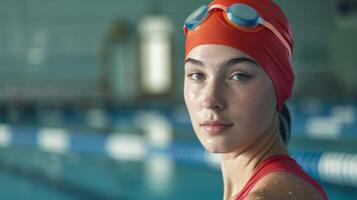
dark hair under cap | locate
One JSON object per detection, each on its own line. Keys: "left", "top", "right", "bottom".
{"left": 279, "top": 104, "right": 291, "bottom": 145}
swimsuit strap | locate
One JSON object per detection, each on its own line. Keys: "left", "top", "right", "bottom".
{"left": 235, "top": 155, "right": 328, "bottom": 200}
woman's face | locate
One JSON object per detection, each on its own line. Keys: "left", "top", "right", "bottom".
{"left": 184, "top": 44, "right": 277, "bottom": 153}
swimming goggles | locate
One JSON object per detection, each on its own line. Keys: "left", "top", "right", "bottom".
{"left": 183, "top": 3, "right": 292, "bottom": 59}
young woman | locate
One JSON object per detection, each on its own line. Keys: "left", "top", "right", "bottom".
{"left": 182, "top": 0, "right": 328, "bottom": 199}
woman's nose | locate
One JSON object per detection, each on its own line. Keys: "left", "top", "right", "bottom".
{"left": 202, "top": 81, "right": 226, "bottom": 111}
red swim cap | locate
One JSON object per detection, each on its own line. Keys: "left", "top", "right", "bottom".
{"left": 184, "top": 0, "right": 294, "bottom": 111}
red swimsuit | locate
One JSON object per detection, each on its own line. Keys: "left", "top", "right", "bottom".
{"left": 234, "top": 155, "right": 328, "bottom": 200}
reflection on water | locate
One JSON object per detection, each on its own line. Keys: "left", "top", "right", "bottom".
{"left": 145, "top": 155, "right": 174, "bottom": 197}
{"left": 0, "top": 146, "right": 223, "bottom": 200}
{"left": 1, "top": 144, "right": 357, "bottom": 199}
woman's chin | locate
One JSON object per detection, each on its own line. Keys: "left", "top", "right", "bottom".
{"left": 202, "top": 141, "right": 231, "bottom": 153}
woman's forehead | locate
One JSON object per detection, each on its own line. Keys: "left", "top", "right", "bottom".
{"left": 186, "top": 44, "right": 255, "bottom": 63}
{"left": 185, "top": 44, "right": 259, "bottom": 68}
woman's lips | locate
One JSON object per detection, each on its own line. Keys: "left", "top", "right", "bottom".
{"left": 200, "top": 120, "right": 233, "bottom": 134}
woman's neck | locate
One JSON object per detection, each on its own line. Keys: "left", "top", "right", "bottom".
{"left": 220, "top": 113, "right": 288, "bottom": 200}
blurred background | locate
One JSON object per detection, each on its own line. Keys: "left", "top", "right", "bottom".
{"left": 0, "top": 0, "right": 356, "bottom": 199}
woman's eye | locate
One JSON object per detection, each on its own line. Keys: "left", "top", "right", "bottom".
{"left": 230, "top": 73, "right": 250, "bottom": 81}
{"left": 188, "top": 72, "right": 205, "bottom": 80}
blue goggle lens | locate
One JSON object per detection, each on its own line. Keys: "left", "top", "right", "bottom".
{"left": 228, "top": 4, "right": 259, "bottom": 28}
{"left": 184, "top": 3, "right": 260, "bottom": 31}
{"left": 184, "top": 5, "right": 209, "bottom": 30}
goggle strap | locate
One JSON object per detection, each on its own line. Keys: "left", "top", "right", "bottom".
{"left": 208, "top": 4, "right": 228, "bottom": 12}
{"left": 260, "top": 19, "right": 292, "bottom": 60}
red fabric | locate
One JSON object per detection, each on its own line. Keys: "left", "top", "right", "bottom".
{"left": 184, "top": 0, "right": 295, "bottom": 111}
{"left": 234, "top": 155, "right": 328, "bottom": 200}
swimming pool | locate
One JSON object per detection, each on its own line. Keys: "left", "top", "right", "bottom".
{"left": 0, "top": 145, "right": 222, "bottom": 200}
{"left": 0, "top": 102, "right": 356, "bottom": 199}
{"left": 0, "top": 143, "right": 356, "bottom": 200}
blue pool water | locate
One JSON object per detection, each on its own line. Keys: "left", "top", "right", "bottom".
{"left": 0, "top": 146, "right": 356, "bottom": 200}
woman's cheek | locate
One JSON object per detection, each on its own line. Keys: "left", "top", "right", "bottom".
{"left": 185, "top": 81, "right": 203, "bottom": 107}
{"left": 185, "top": 82, "right": 206, "bottom": 127}
{"left": 241, "top": 79, "right": 276, "bottom": 136}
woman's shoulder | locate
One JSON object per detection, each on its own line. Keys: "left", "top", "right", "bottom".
{"left": 246, "top": 171, "right": 325, "bottom": 200}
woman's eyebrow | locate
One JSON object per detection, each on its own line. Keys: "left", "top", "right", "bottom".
{"left": 184, "top": 58, "right": 204, "bottom": 66}
{"left": 185, "top": 57, "right": 258, "bottom": 68}
{"left": 224, "top": 57, "right": 258, "bottom": 68}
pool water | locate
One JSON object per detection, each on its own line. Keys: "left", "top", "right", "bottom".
{"left": 0, "top": 146, "right": 356, "bottom": 200}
